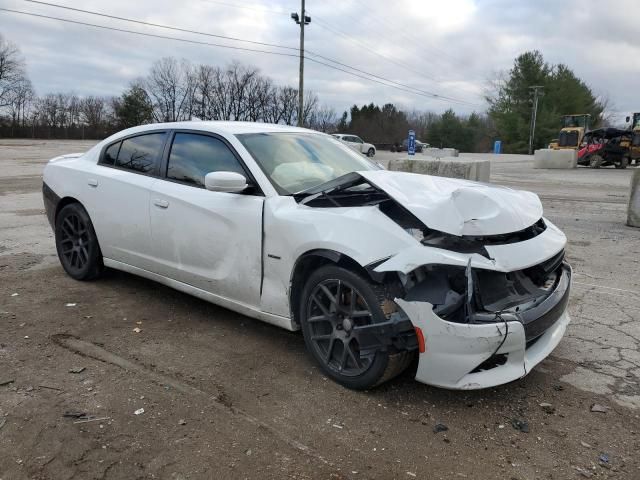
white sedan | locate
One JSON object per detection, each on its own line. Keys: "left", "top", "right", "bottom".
{"left": 43, "top": 122, "right": 571, "bottom": 390}
{"left": 332, "top": 133, "right": 376, "bottom": 157}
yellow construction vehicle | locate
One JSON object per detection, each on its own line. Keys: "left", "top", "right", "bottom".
{"left": 549, "top": 114, "right": 591, "bottom": 150}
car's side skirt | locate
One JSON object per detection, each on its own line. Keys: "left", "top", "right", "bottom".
{"left": 103, "top": 258, "right": 296, "bottom": 331}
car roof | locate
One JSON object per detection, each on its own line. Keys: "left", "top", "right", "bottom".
{"left": 112, "top": 121, "right": 318, "bottom": 138}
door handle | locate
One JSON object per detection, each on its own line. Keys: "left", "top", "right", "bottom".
{"left": 153, "top": 199, "right": 169, "bottom": 209}
{"left": 87, "top": 178, "right": 98, "bottom": 187}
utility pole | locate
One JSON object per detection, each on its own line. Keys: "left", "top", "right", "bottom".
{"left": 291, "top": 1, "right": 310, "bottom": 127}
{"left": 528, "top": 85, "right": 544, "bottom": 155}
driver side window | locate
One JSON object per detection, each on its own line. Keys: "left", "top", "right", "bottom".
{"left": 166, "top": 133, "right": 247, "bottom": 188}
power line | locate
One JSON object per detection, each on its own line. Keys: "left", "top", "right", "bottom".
{"left": 305, "top": 49, "right": 479, "bottom": 106}
{"left": 306, "top": 57, "right": 478, "bottom": 107}
{"left": 308, "top": 14, "right": 440, "bottom": 83}
{"left": 23, "top": 0, "right": 297, "bottom": 51}
{"left": 0, "top": 7, "right": 481, "bottom": 107}
{"left": 0, "top": 8, "right": 299, "bottom": 57}
{"left": 17, "top": 1, "right": 478, "bottom": 105}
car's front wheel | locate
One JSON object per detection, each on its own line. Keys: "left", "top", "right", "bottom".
{"left": 367, "top": 148, "right": 375, "bottom": 157}
{"left": 299, "top": 265, "right": 412, "bottom": 390}
{"left": 55, "top": 203, "right": 104, "bottom": 280}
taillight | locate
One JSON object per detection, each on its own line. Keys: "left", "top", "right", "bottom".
{"left": 414, "top": 326, "right": 426, "bottom": 353}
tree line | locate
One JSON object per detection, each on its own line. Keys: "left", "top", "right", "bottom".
{"left": 1, "top": 31, "right": 609, "bottom": 153}
{"left": 0, "top": 34, "right": 339, "bottom": 139}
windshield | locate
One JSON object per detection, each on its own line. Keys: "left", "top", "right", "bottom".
{"left": 237, "top": 132, "right": 380, "bottom": 194}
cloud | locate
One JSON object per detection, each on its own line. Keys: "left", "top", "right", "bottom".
{"left": 1, "top": 0, "right": 638, "bottom": 117}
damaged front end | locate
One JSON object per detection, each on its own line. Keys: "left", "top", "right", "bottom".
{"left": 295, "top": 171, "right": 571, "bottom": 389}
{"left": 388, "top": 252, "right": 571, "bottom": 389}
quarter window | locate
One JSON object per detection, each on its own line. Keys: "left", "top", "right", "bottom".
{"left": 114, "top": 133, "right": 166, "bottom": 174}
{"left": 103, "top": 142, "right": 120, "bottom": 166}
{"left": 166, "top": 133, "right": 246, "bottom": 188}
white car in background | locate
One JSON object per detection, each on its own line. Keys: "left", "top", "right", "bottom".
{"left": 43, "top": 122, "right": 570, "bottom": 391}
{"left": 332, "top": 133, "right": 376, "bottom": 157}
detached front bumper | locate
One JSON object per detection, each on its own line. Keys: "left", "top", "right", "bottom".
{"left": 395, "top": 265, "right": 571, "bottom": 390}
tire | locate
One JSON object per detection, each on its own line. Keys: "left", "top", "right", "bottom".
{"left": 55, "top": 203, "right": 104, "bottom": 280}
{"left": 299, "top": 264, "right": 413, "bottom": 390}
{"left": 367, "top": 148, "right": 375, "bottom": 158}
{"left": 619, "top": 157, "right": 629, "bottom": 169}
{"left": 589, "top": 155, "right": 603, "bottom": 169}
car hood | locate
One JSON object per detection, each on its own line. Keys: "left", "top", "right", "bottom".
{"left": 358, "top": 170, "right": 543, "bottom": 236}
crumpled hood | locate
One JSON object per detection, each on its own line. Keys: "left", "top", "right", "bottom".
{"left": 358, "top": 170, "right": 543, "bottom": 236}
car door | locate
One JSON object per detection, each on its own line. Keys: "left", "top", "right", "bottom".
{"left": 149, "top": 131, "right": 264, "bottom": 307}
{"left": 87, "top": 131, "right": 167, "bottom": 271}
{"left": 343, "top": 135, "right": 360, "bottom": 153}
{"left": 352, "top": 136, "right": 366, "bottom": 153}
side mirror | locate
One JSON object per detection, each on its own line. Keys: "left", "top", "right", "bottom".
{"left": 204, "top": 171, "right": 248, "bottom": 193}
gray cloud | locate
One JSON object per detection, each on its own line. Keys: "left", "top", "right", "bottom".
{"left": 1, "top": 0, "right": 638, "bottom": 119}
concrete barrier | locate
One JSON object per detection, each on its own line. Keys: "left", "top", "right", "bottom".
{"left": 423, "top": 147, "right": 459, "bottom": 158}
{"left": 534, "top": 149, "right": 577, "bottom": 169}
{"left": 388, "top": 157, "right": 490, "bottom": 182}
{"left": 627, "top": 168, "right": 640, "bottom": 228}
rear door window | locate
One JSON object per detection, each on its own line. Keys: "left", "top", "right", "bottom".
{"left": 166, "top": 133, "right": 247, "bottom": 188}
{"left": 114, "top": 133, "right": 166, "bottom": 174}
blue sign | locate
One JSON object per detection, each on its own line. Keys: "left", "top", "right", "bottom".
{"left": 493, "top": 140, "right": 502, "bottom": 154}
{"left": 408, "top": 130, "right": 416, "bottom": 156}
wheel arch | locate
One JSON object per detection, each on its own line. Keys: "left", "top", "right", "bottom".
{"left": 289, "top": 249, "right": 374, "bottom": 325}
{"left": 55, "top": 196, "right": 83, "bottom": 223}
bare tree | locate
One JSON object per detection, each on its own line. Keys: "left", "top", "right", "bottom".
{"left": 145, "top": 57, "right": 196, "bottom": 122}
{"left": 80, "top": 96, "right": 107, "bottom": 130}
{"left": 278, "top": 86, "right": 298, "bottom": 125}
{"left": 0, "top": 34, "right": 27, "bottom": 108}
{"left": 307, "top": 104, "right": 337, "bottom": 132}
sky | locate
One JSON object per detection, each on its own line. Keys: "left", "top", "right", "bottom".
{"left": 1, "top": 0, "right": 639, "bottom": 122}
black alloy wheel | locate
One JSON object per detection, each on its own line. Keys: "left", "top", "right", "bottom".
{"left": 300, "top": 265, "right": 413, "bottom": 389}
{"left": 306, "top": 278, "right": 375, "bottom": 377}
{"left": 55, "top": 203, "right": 104, "bottom": 280}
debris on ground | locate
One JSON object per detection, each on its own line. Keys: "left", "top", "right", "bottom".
{"left": 599, "top": 453, "right": 610, "bottom": 468}
{"left": 63, "top": 411, "right": 87, "bottom": 419}
{"left": 73, "top": 415, "right": 110, "bottom": 424}
{"left": 11, "top": 293, "right": 19, "bottom": 297}
{"left": 132, "top": 327, "right": 142, "bottom": 333}
{"left": 539, "top": 402, "right": 555, "bottom": 414}
{"left": 134, "top": 408, "right": 145, "bottom": 415}
{"left": 433, "top": 423, "right": 448, "bottom": 433}
{"left": 69, "top": 366, "right": 86, "bottom": 374}
{"left": 553, "top": 384, "right": 564, "bottom": 391}
{"left": 511, "top": 418, "right": 529, "bottom": 433}
{"left": 0, "top": 418, "right": 6, "bottom": 430}
{"left": 178, "top": 419, "right": 186, "bottom": 425}
{"left": 245, "top": 449, "right": 252, "bottom": 456}
{"left": 406, "top": 472, "right": 417, "bottom": 478}
{"left": 574, "top": 466, "right": 593, "bottom": 478}
{"left": 590, "top": 404, "right": 609, "bottom": 413}
{"left": 580, "top": 441, "right": 592, "bottom": 448}
{"left": 0, "top": 378, "right": 15, "bottom": 387}
{"left": 65, "top": 303, "right": 77, "bottom": 307}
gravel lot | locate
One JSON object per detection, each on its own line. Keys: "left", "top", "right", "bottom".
{"left": 1, "top": 139, "right": 639, "bottom": 479}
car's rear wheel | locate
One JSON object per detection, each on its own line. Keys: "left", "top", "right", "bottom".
{"left": 614, "top": 157, "right": 629, "bottom": 169}
{"left": 299, "top": 265, "right": 412, "bottom": 390}
{"left": 367, "top": 148, "right": 375, "bottom": 157}
{"left": 55, "top": 203, "right": 104, "bottom": 280}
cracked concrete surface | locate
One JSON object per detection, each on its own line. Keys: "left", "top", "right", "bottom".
{"left": 2, "top": 142, "right": 640, "bottom": 406}
{"left": 2, "top": 141, "right": 640, "bottom": 479}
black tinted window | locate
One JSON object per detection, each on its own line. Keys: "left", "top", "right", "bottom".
{"left": 103, "top": 142, "right": 120, "bottom": 165}
{"left": 167, "top": 133, "right": 246, "bottom": 187}
{"left": 115, "top": 133, "right": 166, "bottom": 174}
